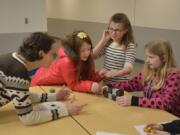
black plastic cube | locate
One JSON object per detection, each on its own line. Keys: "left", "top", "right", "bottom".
{"left": 112, "top": 94, "right": 116, "bottom": 101}
{"left": 103, "top": 89, "right": 108, "bottom": 98}
{"left": 107, "top": 84, "right": 113, "bottom": 94}
{"left": 116, "top": 89, "right": 124, "bottom": 97}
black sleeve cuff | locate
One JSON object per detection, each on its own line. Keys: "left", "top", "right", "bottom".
{"left": 162, "top": 120, "right": 180, "bottom": 134}
{"left": 131, "top": 96, "right": 139, "bottom": 106}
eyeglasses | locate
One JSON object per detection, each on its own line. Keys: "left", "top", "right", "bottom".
{"left": 108, "top": 27, "right": 124, "bottom": 33}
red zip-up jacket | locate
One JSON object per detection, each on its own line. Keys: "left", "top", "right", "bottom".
{"left": 31, "top": 48, "right": 102, "bottom": 92}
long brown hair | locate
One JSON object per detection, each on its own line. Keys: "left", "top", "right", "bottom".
{"left": 143, "top": 39, "right": 177, "bottom": 90}
{"left": 108, "top": 13, "right": 135, "bottom": 47}
{"left": 62, "top": 30, "right": 95, "bottom": 81}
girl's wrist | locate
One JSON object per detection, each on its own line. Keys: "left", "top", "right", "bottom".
{"left": 118, "top": 70, "right": 124, "bottom": 76}
{"left": 99, "top": 39, "right": 107, "bottom": 46}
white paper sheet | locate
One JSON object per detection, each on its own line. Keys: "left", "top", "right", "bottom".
{"left": 96, "top": 131, "right": 123, "bottom": 135}
{"left": 134, "top": 121, "right": 169, "bottom": 135}
{"left": 134, "top": 125, "right": 147, "bottom": 135}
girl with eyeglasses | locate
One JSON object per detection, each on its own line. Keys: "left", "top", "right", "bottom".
{"left": 93, "top": 13, "right": 136, "bottom": 84}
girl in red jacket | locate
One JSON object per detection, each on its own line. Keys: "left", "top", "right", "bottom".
{"left": 31, "top": 31, "right": 102, "bottom": 93}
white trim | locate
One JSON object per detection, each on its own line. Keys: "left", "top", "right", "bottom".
{"left": 12, "top": 52, "right": 26, "bottom": 66}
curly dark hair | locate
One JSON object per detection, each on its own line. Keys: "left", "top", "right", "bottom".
{"left": 18, "top": 32, "right": 55, "bottom": 62}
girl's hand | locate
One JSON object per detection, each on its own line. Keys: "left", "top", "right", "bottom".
{"left": 101, "top": 29, "right": 111, "bottom": 43}
{"left": 101, "top": 85, "right": 108, "bottom": 92}
{"left": 56, "top": 87, "right": 71, "bottom": 100}
{"left": 67, "top": 103, "right": 87, "bottom": 115}
{"left": 116, "top": 95, "right": 132, "bottom": 106}
{"left": 98, "top": 68, "right": 109, "bottom": 78}
{"left": 105, "top": 69, "right": 120, "bottom": 78}
{"left": 147, "top": 130, "right": 170, "bottom": 135}
{"left": 91, "top": 82, "right": 102, "bottom": 94}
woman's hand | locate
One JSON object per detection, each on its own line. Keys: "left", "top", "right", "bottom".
{"left": 67, "top": 103, "right": 87, "bottom": 115}
{"left": 147, "top": 130, "right": 170, "bottom": 135}
{"left": 56, "top": 87, "right": 71, "bottom": 100}
{"left": 145, "top": 124, "right": 164, "bottom": 131}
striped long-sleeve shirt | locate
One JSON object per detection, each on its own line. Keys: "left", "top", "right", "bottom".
{"left": 99, "top": 42, "right": 136, "bottom": 83}
{"left": 0, "top": 53, "right": 68, "bottom": 125}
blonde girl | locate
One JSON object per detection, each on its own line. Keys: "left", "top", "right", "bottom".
{"left": 112, "top": 39, "right": 179, "bottom": 117}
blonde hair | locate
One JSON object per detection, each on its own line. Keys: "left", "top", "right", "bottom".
{"left": 143, "top": 39, "right": 177, "bottom": 90}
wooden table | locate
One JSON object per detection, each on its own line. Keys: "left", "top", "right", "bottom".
{"left": 41, "top": 86, "right": 178, "bottom": 135}
{"left": 0, "top": 86, "right": 89, "bottom": 135}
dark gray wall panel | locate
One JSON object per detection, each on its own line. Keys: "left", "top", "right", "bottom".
{"left": 0, "top": 33, "right": 31, "bottom": 54}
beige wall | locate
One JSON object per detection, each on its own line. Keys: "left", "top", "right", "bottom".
{"left": 47, "top": 18, "right": 180, "bottom": 65}
{"left": 46, "top": 0, "right": 180, "bottom": 30}
{"left": 46, "top": 0, "right": 180, "bottom": 65}
{"left": 46, "top": 0, "right": 135, "bottom": 24}
{"left": 0, "top": 0, "right": 179, "bottom": 65}
{"left": 0, "top": 0, "right": 47, "bottom": 33}
{"left": 135, "top": 0, "right": 180, "bottom": 30}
